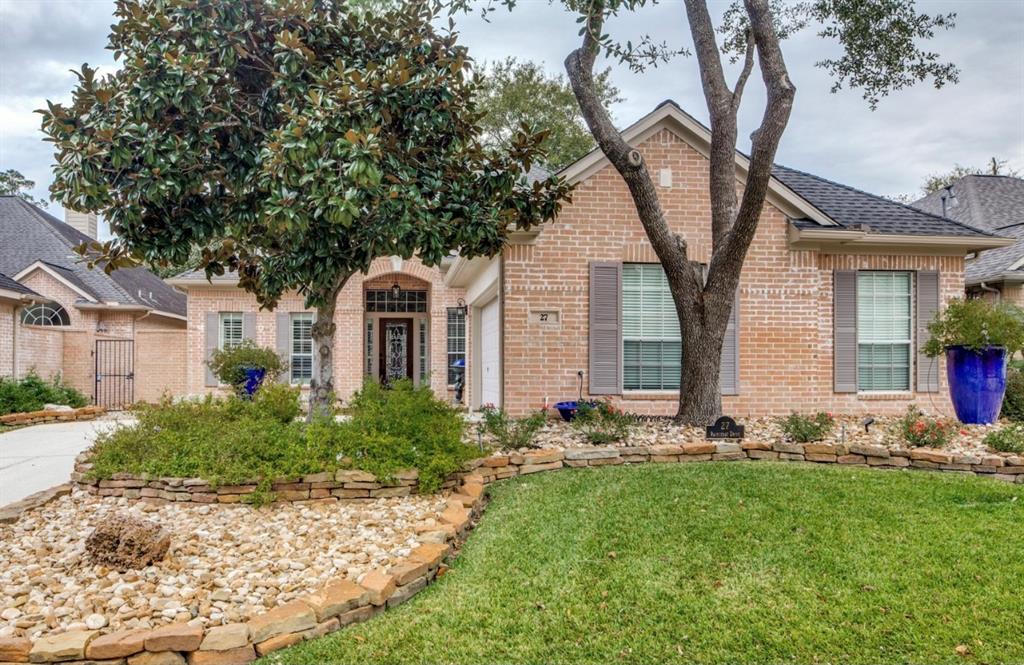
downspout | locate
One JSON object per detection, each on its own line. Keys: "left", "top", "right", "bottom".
{"left": 11, "top": 304, "right": 18, "bottom": 377}
{"left": 978, "top": 282, "right": 1001, "bottom": 302}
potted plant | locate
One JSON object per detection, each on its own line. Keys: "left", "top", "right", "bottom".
{"left": 923, "top": 298, "right": 1024, "bottom": 424}
{"left": 206, "top": 340, "right": 287, "bottom": 398}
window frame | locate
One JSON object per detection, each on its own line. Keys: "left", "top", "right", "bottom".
{"left": 856, "top": 271, "right": 914, "bottom": 393}
{"left": 621, "top": 263, "right": 682, "bottom": 392}
{"left": 446, "top": 307, "right": 466, "bottom": 386}
{"left": 289, "top": 312, "right": 314, "bottom": 385}
{"left": 218, "top": 312, "right": 243, "bottom": 351}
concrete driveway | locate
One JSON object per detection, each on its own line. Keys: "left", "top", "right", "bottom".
{"left": 0, "top": 418, "right": 126, "bottom": 507}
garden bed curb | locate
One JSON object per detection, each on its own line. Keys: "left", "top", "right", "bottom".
{"left": 0, "top": 406, "right": 105, "bottom": 427}
{"left": 70, "top": 439, "right": 1024, "bottom": 508}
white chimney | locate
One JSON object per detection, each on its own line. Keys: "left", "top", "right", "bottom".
{"left": 64, "top": 210, "right": 98, "bottom": 238}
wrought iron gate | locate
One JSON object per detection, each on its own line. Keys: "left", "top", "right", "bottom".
{"left": 95, "top": 339, "right": 134, "bottom": 409}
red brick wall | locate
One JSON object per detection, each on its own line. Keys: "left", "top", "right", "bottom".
{"left": 184, "top": 256, "right": 466, "bottom": 404}
{"left": 501, "top": 128, "right": 965, "bottom": 417}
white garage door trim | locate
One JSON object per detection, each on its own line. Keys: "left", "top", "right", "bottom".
{"left": 477, "top": 297, "right": 501, "bottom": 409}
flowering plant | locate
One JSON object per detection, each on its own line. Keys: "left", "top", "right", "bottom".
{"left": 779, "top": 412, "right": 835, "bottom": 443}
{"left": 897, "top": 405, "right": 953, "bottom": 448}
{"left": 573, "top": 399, "right": 635, "bottom": 444}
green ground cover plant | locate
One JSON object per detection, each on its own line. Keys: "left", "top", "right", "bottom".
{"left": 268, "top": 462, "right": 1024, "bottom": 665}
{"left": 479, "top": 406, "right": 547, "bottom": 450}
{"left": 983, "top": 423, "right": 1024, "bottom": 454}
{"left": 88, "top": 380, "right": 478, "bottom": 500}
{"left": 0, "top": 372, "right": 88, "bottom": 415}
{"left": 779, "top": 412, "right": 834, "bottom": 443}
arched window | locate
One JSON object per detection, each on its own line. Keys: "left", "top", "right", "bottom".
{"left": 20, "top": 303, "right": 71, "bottom": 327}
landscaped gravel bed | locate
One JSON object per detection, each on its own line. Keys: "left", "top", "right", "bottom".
{"left": 0, "top": 488, "right": 448, "bottom": 639}
{"left": 523, "top": 414, "right": 1002, "bottom": 457}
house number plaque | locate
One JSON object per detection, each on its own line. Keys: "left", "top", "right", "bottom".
{"left": 706, "top": 416, "right": 745, "bottom": 440}
{"left": 532, "top": 310, "right": 560, "bottom": 326}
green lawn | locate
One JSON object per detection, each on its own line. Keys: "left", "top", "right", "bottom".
{"left": 267, "top": 462, "right": 1024, "bottom": 665}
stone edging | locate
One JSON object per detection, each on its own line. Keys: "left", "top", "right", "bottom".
{"left": 0, "top": 406, "right": 105, "bottom": 427}
{"left": 71, "top": 438, "right": 1024, "bottom": 508}
{"left": 0, "top": 485, "right": 72, "bottom": 525}
{"left": 3, "top": 442, "right": 1024, "bottom": 663}
{"left": 0, "top": 477, "right": 484, "bottom": 664}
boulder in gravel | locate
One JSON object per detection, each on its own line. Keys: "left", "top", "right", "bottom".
{"left": 85, "top": 513, "right": 170, "bottom": 569}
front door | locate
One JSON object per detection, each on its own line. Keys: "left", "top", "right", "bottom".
{"left": 379, "top": 318, "right": 414, "bottom": 385}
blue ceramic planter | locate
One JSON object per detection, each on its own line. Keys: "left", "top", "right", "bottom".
{"left": 554, "top": 401, "right": 596, "bottom": 422}
{"left": 241, "top": 367, "right": 267, "bottom": 398}
{"left": 945, "top": 345, "right": 1007, "bottom": 424}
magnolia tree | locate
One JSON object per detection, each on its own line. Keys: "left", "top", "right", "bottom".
{"left": 42, "top": 0, "right": 572, "bottom": 417}
{"left": 471, "top": 0, "right": 960, "bottom": 423}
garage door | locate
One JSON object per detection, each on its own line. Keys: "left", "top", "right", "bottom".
{"left": 480, "top": 297, "right": 501, "bottom": 408}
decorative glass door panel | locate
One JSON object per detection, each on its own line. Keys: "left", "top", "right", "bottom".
{"left": 379, "top": 319, "right": 413, "bottom": 385}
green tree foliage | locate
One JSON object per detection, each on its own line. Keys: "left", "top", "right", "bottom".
{"left": 477, "top": 58, "right": 622, "bottom": 169}
{"left": 0, "top": 169, "right": 48, "bottom": 207}
{"left": 923, "top": 157, "right": 1021, "bottom": 195}
{"left": 40, "top": 0, "right": 572, "bottom": 416}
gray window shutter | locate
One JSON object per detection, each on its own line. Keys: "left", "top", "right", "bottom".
{"left": 277, "top": 313, "right": 291, "bottom": 384}
{"left": 720, "top": 290, "right": 740, "bottom": 395}
{"left": 242, "top": 312, "right": 257, "bottom": 342}
{"left": 916, "top": 271, "right": 940, "bottom": 392}
{"left": 205, "top": 312, "right": 219, "bottom": 387}
{"left": 834, "top": 271, "right": 858, "bottom": 393}
{"left": 589, "top": 262, "right": 622, "bottom": 395}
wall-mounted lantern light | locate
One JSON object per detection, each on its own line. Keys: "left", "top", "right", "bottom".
{"left": 456, "top": 298, "right": 467, "bottom": 317}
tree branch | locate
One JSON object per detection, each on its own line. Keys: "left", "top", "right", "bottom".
{"left": 565, "top": 0, "right": 701, "bottom": 309}
{"left": 732, "top": 30, "right": 756, "bottom": 107}
{"left": 683, "top": 0, "right": 739, "bottom": 251}
{"left": 706, "top": 0, "right": 795, "bottom": 302}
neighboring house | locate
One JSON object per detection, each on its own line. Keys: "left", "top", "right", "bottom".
{"left": 171, "top": 101, "right": 1011, "bottom": 416}
{"left": 912, "top": 175, "right": 1024, "bottom": 302}
{"left": 0, "top": 197, "right": 187, "bottom": 407}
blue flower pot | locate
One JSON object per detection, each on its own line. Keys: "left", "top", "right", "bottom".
{"left": 945, "top": 345, "right": 1007, "bottom": 424}
{"left": 242, "top": 367, "right": 267, "bottom": 398}
{"left": 554, "top": 400, "right": 596, "bottom": 422}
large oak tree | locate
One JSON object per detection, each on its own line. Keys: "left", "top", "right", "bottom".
{"left": 42, "top": 0, "right": 572, "bottom": 417}
{"left": 475, "top": 0, "right": 960, "bottom": 423}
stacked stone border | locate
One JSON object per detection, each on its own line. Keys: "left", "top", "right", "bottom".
{"left": 4, "top": 441, "right": 1024, "bottom": 662}
{"left": 72, "top": 438, "right": 1024, "bottom": 507}
{"left": 0, "top": 406, "right": 105, "bottom": 428}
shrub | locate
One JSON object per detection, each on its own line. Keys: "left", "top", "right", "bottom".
{"left": 922, "top": 298, "right": 1024, "bottom": 357}
{"left": 253, "top": 383, "right": 302, "bottom": 424}
{"left": 0, "top": 372, "right": 89, "bottom": 415}
{"left": 1001, "top": 369, "right": 1024, "bottom": 422}
{"left": 206, "top": 340, "right": 286, "bottom": 394}
{"left": 779, "top": 412, "right": 834, "bottom": 443}
{"left": 897, "top": 405, "right": 953, "bottom": 448}
{"left": 983, "top": 424, "right": 1024, "bottom": 454}
{"left": 89, "top": 379, "right": 478, "bottom": 501}
{"left": 572, "top": 400, "right": 635, "bottom": 444}
{"left": 478, "top": 405, "right": 547, "bottom": 450}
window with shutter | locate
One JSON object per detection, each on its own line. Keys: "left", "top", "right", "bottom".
{"left": 290, "top": 313, "right": 314, "bottom": 384}
{"left": 218, "top": 312, "right": 243, "bottom": 350}
{"left": 857, "top": 272, "right": 913, "bottom": 391}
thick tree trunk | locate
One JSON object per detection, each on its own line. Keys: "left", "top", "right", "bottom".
{"left": 307, "top": 274, "right": 351, "bottom": 421}
{"left": 565, "top": 0, "right": 792, "bottom": 425}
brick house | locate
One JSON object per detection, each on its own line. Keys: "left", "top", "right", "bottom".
{"left": 0, "top": 197, "right": 187, "bottom": 407}
{"left": 913, "top": 175, "right": 1024, "bottom": 303}
{"left": 172, "top": 101, "right": 1011, "bottom": 416}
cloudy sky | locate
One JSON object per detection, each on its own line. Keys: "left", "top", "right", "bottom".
{"left": 0, "top": 0, "right": 1021, "bottom": 238}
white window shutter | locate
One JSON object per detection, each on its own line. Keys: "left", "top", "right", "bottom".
{"left": 589, "top": 262, "right": 622, "bottom": 395}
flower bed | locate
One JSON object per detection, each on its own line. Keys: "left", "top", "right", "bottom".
{"left": 0, "top": 405, "right": 104, "bottom": 428}
{"left": 2, "top": 434, "right": 1023, "bottom": 664}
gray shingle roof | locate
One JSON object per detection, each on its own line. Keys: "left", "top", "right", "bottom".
{"left": 911, "top": 176, "right": 1024, "bottom": 284}
{"left": 0, "top": 272, "right": 43, "bottom": 299}
{"left": 773, "top": 165, "right": 998, "bottom": 238}
{"left": 0, "top": 197, "right": 186, "bottom": 317}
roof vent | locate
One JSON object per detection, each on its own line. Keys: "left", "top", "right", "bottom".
{"left": 64, "top": 210, "right": 98, "bottom": 238}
